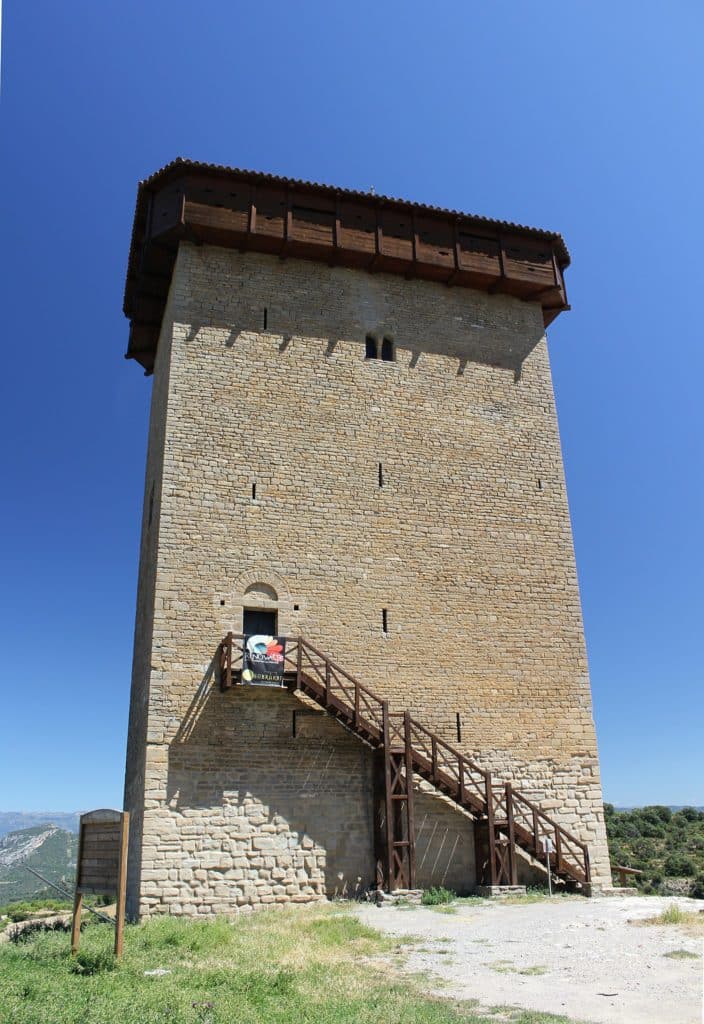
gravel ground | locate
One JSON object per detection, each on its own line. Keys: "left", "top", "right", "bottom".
{"left": 355, "top": 895, "right": 703, "bottom": 1024}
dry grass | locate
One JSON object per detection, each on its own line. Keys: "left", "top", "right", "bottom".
{"left": 633, "top": 904, "right": 704, "bottom": 934}
{"left": 486, "top": 959, "right": 548, "bottom": 976}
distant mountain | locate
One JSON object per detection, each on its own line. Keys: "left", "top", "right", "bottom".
{"left": 0, "top": 812, "right": 81, "bottom": 837}
{"left": 0, "top": 826, "right": 77, "bottom": 904}
{"left": 614, "top": 806, "right": 704, "bottom": 813}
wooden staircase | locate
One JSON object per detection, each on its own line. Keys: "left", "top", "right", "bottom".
{"left": 219, "top": 634, "right": 591, "bottom": 894}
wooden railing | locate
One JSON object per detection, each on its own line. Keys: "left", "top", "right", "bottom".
{"left": 218, "top": 632, "right": 591, "bottom": 888}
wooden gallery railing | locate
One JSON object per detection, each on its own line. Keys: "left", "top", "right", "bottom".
{"left": 218, "top": 633, "right": 591, "bottom": 893}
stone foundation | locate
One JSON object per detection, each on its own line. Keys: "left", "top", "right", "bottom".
{"left": 475, "top": 885, "right": 527, "bottom": 898}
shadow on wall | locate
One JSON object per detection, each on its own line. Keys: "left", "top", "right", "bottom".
{"left": 180, "top": 309, "right": 543, "bottom": 381}
{"left": 163, "top": 660, "right": 480, "bottom": 902}
{"left": 167, "top": 661, "right": 375, "bottom": 900}
{"left": 414, "top": 793, "right": 472, "bottom": 894}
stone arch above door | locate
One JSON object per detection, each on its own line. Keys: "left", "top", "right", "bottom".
{"left": 218, "top": 569, "right": 294, "bottom": 635}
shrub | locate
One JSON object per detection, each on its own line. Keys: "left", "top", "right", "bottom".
{"left": 658, "top": 904, "right": 686, "bottom": 925}
{"left": 690, "top": 874, "right": 704, "bottom": 899}
{"left": 664, "top": 854, "right": 696, "bottom": 877}
{"left": 421, "top": 886, "right": 455, "bottom": 906}
{"left": 678, "top": 807, "right": 702, "bottom": 823}
{"left": 69, "top": 949, "right": 117, "bottom": 975}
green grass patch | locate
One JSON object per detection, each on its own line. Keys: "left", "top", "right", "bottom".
{"left": 421, "top": 887, "right": 456, "bottom": 906}
{"left": 0, "top": 903, "right": 582, "bottom": 1024}
{"left": 663, "top": 948, "right": 700, "bottom": 960}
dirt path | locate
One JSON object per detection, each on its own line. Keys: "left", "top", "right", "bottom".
{"left": 355, "top": 895, "right": 703, "bottom": 1024}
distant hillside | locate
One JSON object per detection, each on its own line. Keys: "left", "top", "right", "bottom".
{"left": 605, "top": 804, "right": 704, "bottom": 896}
{"left": 0, "top": 812, "right": 80, "bottom": 837}
{"left": 0, "top": 826, "right": 77, "bottom": 904}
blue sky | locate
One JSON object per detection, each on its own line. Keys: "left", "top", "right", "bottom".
{"left": 0, "top": 1, "right": 701, "bottom": 811}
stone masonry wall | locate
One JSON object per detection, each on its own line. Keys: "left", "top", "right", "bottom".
{"left": 124, "top": 242, "right": 611, "bottom": 917}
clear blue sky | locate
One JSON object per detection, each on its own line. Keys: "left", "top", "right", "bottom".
{"left": 0, "top": 1, "right": 701, "bottom": 811}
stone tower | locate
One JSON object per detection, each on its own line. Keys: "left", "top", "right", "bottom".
{"left": 122, "top": 159, "right": 611, "bottom": 919}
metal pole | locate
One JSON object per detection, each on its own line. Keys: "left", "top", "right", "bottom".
{"left": 544, "top": 837, "right": 553, "bottom": 896}
{"left": 22, "top": 866, "right": 115, "bottom": 924}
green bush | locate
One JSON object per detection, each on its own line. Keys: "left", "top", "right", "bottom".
{"left": 690, "top": 874, "right": 704, "bottom": 899}
{"left": 605, "top": 803, "right": 704, "bottom": 889}
{"left": 421, "top": 886, "right": 455, "bottom": 906}
{"left": 69, "top": 948, "right": 117, "bottom": 975}
{"left": 663, "top": 854, "right": 696, "bottom": 877}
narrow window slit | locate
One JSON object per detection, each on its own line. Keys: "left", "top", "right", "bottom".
{"left": 456, "top": 713, "right": 462, "bottom": 744}
{"left": 263, "top": 308, "right": 268, "bottom": 331}
{"left": 365, "top": 335, "right": 378, "bottom": 359}
{"left": 382, "top": 608, "right": 388, "bottom": 634}
{"left": 378, "top": 462, "right": 384, "bottom": 487}
{"left": 251, "top": 482, "right": 257, "bottom": 500}
{"left": 537, "top": 478, "right": 543, "bottom": 490}
{"left": 381, "top": 337, "right": 394, "bottom": 361}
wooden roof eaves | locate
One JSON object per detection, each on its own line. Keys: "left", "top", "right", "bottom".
{"left": 123, "top": 158, "right": 571, "bottom": 317}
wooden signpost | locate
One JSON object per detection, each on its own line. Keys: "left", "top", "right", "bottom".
{"left": 71, "top": 809, "right": 129, "bottom": 958}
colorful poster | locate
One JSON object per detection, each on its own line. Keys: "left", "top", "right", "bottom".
{"left": 242, "top": 635, "right": 286, "bottom": 686}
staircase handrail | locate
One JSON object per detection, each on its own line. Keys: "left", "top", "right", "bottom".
{"left": 218, "top": 632, "right": 591, "bottom": 886}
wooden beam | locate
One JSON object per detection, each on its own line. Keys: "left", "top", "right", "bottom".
{"left": 329, "top": 194, "right": 341, "bottom": 266}
{"left": 404, "top": 711, "right": 416, "bottom": 889}
{"left": 405, "top": 210, "right": 418, "bottom": 279}
{"left": 446, "top": 219, "right": 463, "bottom": 287}
{"left": 279, "top": 187, "right": 293, "bottom": 259}
{"left": 114, "top": 811, "right": 129, "bottom": 957}
{"left": 369, "top": 204, "right": 384, "bottom": 271}
{"left": 505, "top": 783, "right": 518, "bottom": 886}
{"left": 382, "top": 701, "right": 393, "bottom": 889}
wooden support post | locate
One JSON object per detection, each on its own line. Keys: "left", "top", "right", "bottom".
{"left": 485, "top": 774, "right": 498, "bottom": 885}
{"left": 403, "top": 711, "right": 416, "bottom": 889}
{"left": 325, "top": 661, "right": 331, "bottom": 705}
{"left": 446, "top": 219, "right": 462, "bottom": 286}
{"left": 372, "top": 750, "right": 386, "bottom": 889}
{"left": 354, "top": 680, "right": 360, "bottom": 729}
{"left": 247, "top": 186, "right": 257, "bottom": 235}
{"left": 296, "top": 637, "right": 302, "bottom": 686}
{"left": 533, "top": 807, "right": 540, "bottom": 856}
{"left": 554, "top": 827, "right": 563, "bottom": 875}
{"left": 70, "top": 814, "right": 85, "bottom": 955}
{"left": 70, "top": 891, "right": 83, "bottom": 955}
{"left": 505, "top": 783, "right": 518, "bottom": 886}
{"left": 474, "top": 820, "right": 486, "bottom": 885}
{"left": 114, "top": 811, "right": 130, "bottom": 957}
{"left": 382, "top": 701, "right": 393, "bottom": 890}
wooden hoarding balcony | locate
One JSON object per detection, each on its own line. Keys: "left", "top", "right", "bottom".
{"left": 124, "top": 161, "right": 570, "bottom": 373}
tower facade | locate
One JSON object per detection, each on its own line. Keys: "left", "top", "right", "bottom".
{"left": 123, "top": 160, "right": 611, "bottom": 919}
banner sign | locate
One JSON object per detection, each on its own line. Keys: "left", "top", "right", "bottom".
{"left": 242, "top": 635, "right": 286, "bottom": 686}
